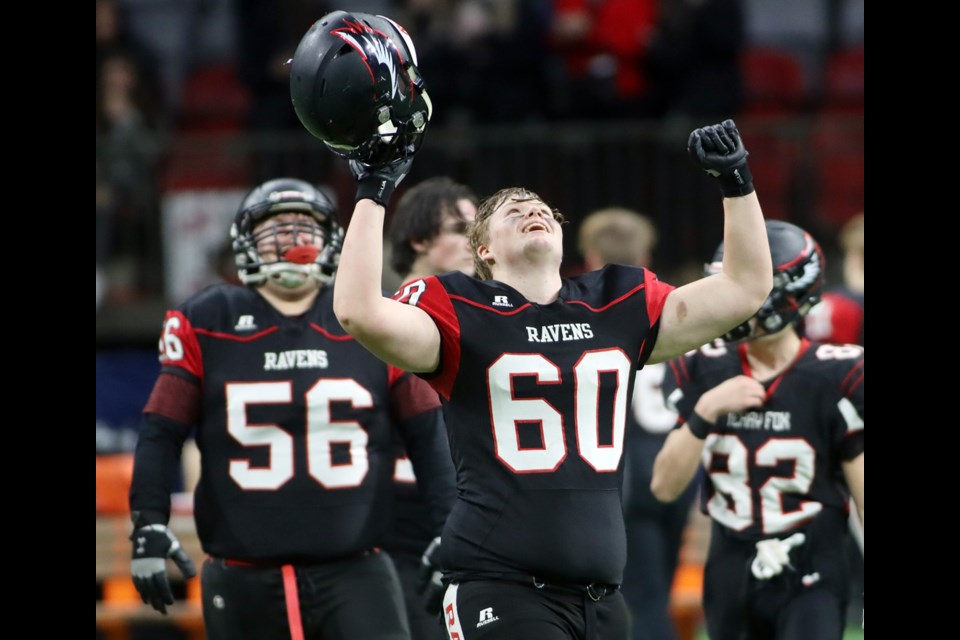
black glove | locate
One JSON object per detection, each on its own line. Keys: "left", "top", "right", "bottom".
{"left": 130, "top": 524, "right": 197, "bottom": 614}
{"left": 349, "top": 156, "right": 414, "bottom": 207}
{"left": 417, "top": 536, "right": 445, "bottom": 615}
{"left": 688, "top": 119, "right": 755, "bottom": 197}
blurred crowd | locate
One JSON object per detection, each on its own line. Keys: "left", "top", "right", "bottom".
{"left": 96, "top": 0, "right": 863, "bottom": 312}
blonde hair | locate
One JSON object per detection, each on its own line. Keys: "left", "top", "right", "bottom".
{"left": 839, "top": 212, "right": 864, "bottom": 256}
{"left": 839, "top": 212, "right": 864, "bottom": 291}
{"left": 578, "top": 207, "right": 658, "bottom": 268}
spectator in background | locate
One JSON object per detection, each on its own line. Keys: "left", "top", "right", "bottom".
{"left": 579, "top": 208, "right": 696, "bottom": 640}
{"left": 96, "top": 0, "right": 163, "bottom": 114}
{"left": 551, "top": 0, "right": 659, "bottom": 118}
{"left": 96, "top": 50, "right": 164, "bottom": 300}
{"left": 129, "top": 178, "right": 455, "bottom": 639}
{"left": 645, "top": 0, "right": 745, "bottom": 121}
{"left": 385, "top": 176, "right": 479, "bottom": 639}
{"left": 806, "top": 212, "right": 863, "bottom": 345}
{"left": 234, "top": 0, "right": 317, "bottom": 133}
{"left": 651, "top": 221, "right": 864, "bottom": 640}
{"left": 408, "top": 0, "right": 553, "bottom": 124}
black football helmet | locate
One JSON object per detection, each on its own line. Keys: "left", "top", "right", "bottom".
{"left": 706, "top": 220, "right": 825, "bottom": 342}
{"left": 231, "top": 178, "right": 342, "bottom": 287}
{"left": 290, "top": 11, "right": 432, "bottom": 165}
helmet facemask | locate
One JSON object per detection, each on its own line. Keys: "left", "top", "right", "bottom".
{"left": 231, "top": 180, "right": 342, "bottom": 288}
{"left": 236, "top": 213, "right": 343, "bottom": 289}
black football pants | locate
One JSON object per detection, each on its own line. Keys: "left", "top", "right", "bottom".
{"left": 440, "top": 579, "right": 628, "bottom": 639}
{"left": 200, "top": 550, "right": 411, "bottom": 640}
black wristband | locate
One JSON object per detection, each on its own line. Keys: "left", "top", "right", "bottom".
{"left": 686, "top": 411, "right": 715, "bottom": 440}
{"left": 355, "top": 176, "right": 395, "bottom": 207}
{"left": 717, "top": 161, "right": 755, "bottom": 198}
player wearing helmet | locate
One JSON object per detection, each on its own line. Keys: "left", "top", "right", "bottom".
{"left": 128, "top": 178, "right": 455, "bottom": 640}
{"left": 651, "top": 220, "right": 864, "bottom": 640}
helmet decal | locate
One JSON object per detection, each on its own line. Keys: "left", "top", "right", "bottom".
{"left": 782, "top": 235, "right": 821, "bottom": 294}
{"left": 331, "top": 18, "right": 410, "bottom": 102}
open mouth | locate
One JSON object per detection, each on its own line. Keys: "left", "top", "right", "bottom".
{"left": 522, "top": 221, "right": 549, "bottom": 233}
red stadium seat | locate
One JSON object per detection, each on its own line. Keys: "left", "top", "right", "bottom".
{"left": 737, "top": 125, "right": 804, "bottom": 222}
{"left": 740, "top": 48, "right": 809, "bottom": 118}
{"left": 822, "top": 47, "right": 865, "bottom": 114}
{"left": 178, "top": 63, "right": 251, "bottom": 133}
{"left": 160, "top": 132, "right": 252, "bottom": 190}
{"left": 809, "top": 116, "right": 864, "bottom": 228}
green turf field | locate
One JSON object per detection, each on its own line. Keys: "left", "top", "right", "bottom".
{"left": 695, "top": 625, "right": 863, "bottom": 639}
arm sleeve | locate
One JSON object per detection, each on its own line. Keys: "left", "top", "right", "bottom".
{"left": 129, "top": 413, "right": 193, "bottom": 527}
{"left": 390, "top": 373, "right": 455, "bottom": 535}
{"left": 129, "top": 373, "right": 200, "bottom": 527}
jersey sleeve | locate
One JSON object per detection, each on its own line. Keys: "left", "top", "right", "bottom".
{"left": 834, "top": 350, "right": 864, "bottom": 461}
{"left": 636, "top": 267, "right": 675, "bottom": 365}
{"left": 661, "top": 349, "right": 705, "bottom": 426}
{"left": 157, "top": 309, "right": 204, "bottom": 383}
{"left": 393, "top": 276, "right": 461, "bottom": 399}
{"left": 641, "top": 267, "right": 675, "bottom": 329}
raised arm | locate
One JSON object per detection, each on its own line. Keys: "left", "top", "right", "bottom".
{"left": 333, "top": 160, "right": 442, "bottom": 372}
{"left": 650, "top": 121, "right": 772, "bottom": 364}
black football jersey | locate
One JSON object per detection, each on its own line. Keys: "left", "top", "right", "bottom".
{"left": 663, "top": 339, "right": 864, "bottom": 541}
{"left": 153, "top": 283, "right": 446, "bottom": 562}
{"left": 394, "top": 265, "right": 674, "bottom": 584}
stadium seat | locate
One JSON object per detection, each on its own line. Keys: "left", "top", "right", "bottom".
{"left": 160, "top": 62, "right": 253, "bottom": 190}
{"left": 737, "top": 125, "right": 804, "bottom": 222}
{"left": 809, "top": 116, "right": 864, "bottom": 228}
{"left": 822, "top": 47, "right": 865, "bottom": 114}
{"left": 740, "top": 47, "right": 809, "bottom": 118}
{"left": 178, "top": 62, "right": 251, "bottom": 133}
{"left": 160, "top": 132, "right": 252, "bottom": 190}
